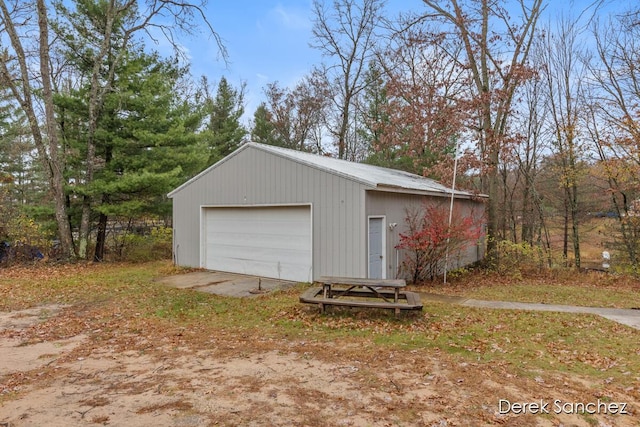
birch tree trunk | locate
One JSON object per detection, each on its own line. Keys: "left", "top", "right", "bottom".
{"left": 0, "top": 0, "right": 75, "bottom": 259}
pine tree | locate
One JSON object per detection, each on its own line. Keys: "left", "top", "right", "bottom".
{"left": 0, "top": 93, "right": 46, "bottom": 212}
{"left": 203, "top": 76, "right": 247, "bottom": 165}
{"left": 250, "top": 102, "right": 278, "bottom": 146}
{"left": 57, "top": 49, "right": 206, "bottom": 261}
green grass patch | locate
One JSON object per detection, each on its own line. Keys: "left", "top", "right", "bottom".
{"left": 371, "top": 302, "right": 640, "bottom": 382}
{"left": 464, "top": 280, "right": 640, "bottom": 309}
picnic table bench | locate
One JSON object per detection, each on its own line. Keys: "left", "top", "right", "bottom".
{"left": 299, "top": 276, "right": 423, "bottom": 317}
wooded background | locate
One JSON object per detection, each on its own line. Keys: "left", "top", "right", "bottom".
{"left": 1, "top": 0, "right": 638, "bottom": 274}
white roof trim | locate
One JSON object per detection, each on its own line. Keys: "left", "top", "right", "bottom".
{"left": 168, "top": 142, "right": 483, "bottom": 199}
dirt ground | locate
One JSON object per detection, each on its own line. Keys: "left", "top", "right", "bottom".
{"left": 1, "top": 303, "right": 638, "bottom": 427}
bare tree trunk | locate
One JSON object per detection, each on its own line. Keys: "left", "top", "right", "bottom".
{"left": 486, "top": 146, "right": 500, "bottom": 260}
{"left": 93, "top": 145, "right": 113, "bottom": 262}
{"left": 75, "top": 4, "right": 118, "bottom": 259}
{"left": 506, "top": 169, "right": 521, "bottom": 243}
{"left": 0, "top": 0, "right": 75, "bottom": 259}
{"left": 94, "top": 208, "right": 109, "bottom": 262}
{"left": 563, "top": 192, "right": 569, "bottom": 264}
{"left": 499, "top": 164, "right": 508, "bottom": 241}
{"left": 534, "top": 190, "right": 553, "bottom": 268}
{"left": 338, "top": 102, "right": 350, "bottom": 159}
{"left": 520, "top": 163, "right": 540, "bottom": 246}
{"left": 570, "top": 177, "right": 581, "bottom": 269}
{"left": 37, "top": 0, "right": 75, "bottom": 258}
{"left": 521, "top": 182, "right": 532, "bottom": 244}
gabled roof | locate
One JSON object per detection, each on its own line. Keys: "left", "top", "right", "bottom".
{"left": 169, "top": 142, "right": 483, "bottom": 199}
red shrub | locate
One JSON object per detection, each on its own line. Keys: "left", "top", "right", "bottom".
{"left": 397, "top": 202, "right": 482, "bottom": 283}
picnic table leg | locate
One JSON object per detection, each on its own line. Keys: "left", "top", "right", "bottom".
{"left": 394, "top": 288, "right": 399, "bottom": 303}
{"left": 323, "top": 283, "right": 332, "bottom": 299}
{"left": 366, "top": 286, "right": 392, "bottom": 303}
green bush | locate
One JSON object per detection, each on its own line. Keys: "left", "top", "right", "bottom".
{"left": 0, "top": 212, "right": 53, "bottom": 263}
{"left": 444, "top": 266, "right": 472, "bottom": 281}
{"left": 607, "top": 216, "right": 640, "bottom": 276}
{"left": 116, "top": 226, "right": 172, "bottom": 262}
{"left": 494, "top": 240, "right": 548, "bottom": 276}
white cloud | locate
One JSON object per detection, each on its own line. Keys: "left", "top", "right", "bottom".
{"left": 269, "top": 3, "right": 311, "bottom": 31}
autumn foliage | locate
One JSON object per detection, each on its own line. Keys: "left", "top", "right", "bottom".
{"left": 397, "top": 202, "right": 483, "bottom": 283}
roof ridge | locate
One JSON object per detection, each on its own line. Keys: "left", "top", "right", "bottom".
{"left": 169, "top": 141, "right": 483, "bottom": 199}
{"left": 247, "top": 142, "right": 476, "bottom": 197}
{"left": 247, "top": 142, "right": 377, "bottom": 187}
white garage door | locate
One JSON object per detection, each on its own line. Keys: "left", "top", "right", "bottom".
{"left": 203, "top": 205, "right": 312, "bottom": 282}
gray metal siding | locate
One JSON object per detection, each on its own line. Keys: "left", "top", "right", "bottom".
{"left": 365, "top": 190, "right": 485, "bottom": 279}
{"left": 171, "top": 146, "right": 368, "bottom": 281}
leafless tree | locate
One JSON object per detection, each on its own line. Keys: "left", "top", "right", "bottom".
{"left": 263, "top": 69, "right": 330, "bottom": 153}
{"left": 583, "top": 8, "right": 640, "bottom": 270}
{"left": 311, "top": 0, "right": 384, "bottom": 160}
{"left": 513, "top": 70, "right": 550, "bottom": 252}
{"left": 536, "top": 17, "right": 587, "bottom": 268}
{"left": 415, "top": 0, "right": 544, "bottom": 261}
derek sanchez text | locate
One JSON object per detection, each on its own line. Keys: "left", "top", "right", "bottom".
{"left": 499, "top": 399, "right": 629, "bottom": 415}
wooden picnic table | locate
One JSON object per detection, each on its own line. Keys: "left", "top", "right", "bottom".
{"left": 300, "top": 276, "right": 423, "bottom": 317}
{"left": 319, "top": 276, "right": 406, "bottom": 303}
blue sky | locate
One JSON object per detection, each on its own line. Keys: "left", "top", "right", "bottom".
{"left": 169, "top": 0, "right": 630, "bottom": 124}
{"left": 178, "top": 1, "right": 323, "bottom": 121}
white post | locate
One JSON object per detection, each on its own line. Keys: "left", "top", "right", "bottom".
{"left": 444, "top": 138, "right": 460, "bottom": 284}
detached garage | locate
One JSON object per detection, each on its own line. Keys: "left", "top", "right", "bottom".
{"left": 202, "top": 205, "right": 312, "bottom": 282}
{"left": 168, "top": 142, "right": 485, "bottom": 283}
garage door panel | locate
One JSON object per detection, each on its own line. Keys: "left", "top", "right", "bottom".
{"left": 213, "top": 221, "right": 306, "bottom": 236}
{"left": 203, "top": 206, "right": 312, "bottom": 282}
{"left": 207, "top": 232, "right": 311, "bottom": 251}
{"left": 218, "top": 258, "right": 307, "bottom": 282}
{"left": 208, "top": 245, "right": 310, "bottom": 264}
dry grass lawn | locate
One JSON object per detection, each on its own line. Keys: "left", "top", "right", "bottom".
{"left": 1, "top": 261, "right": 639, "bottom": 426}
